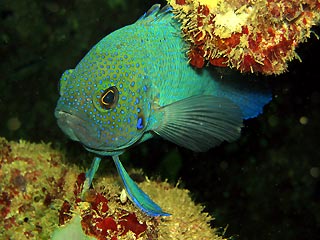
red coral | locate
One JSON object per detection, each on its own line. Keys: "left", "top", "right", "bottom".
{"left": 188, "top": 48, "right": 205, "bottom": 68}
{"left": 210, "top": 57, "right": 228, "bottom": 67}
{"left": 0, "top": 192, "right": 12, "bottom": 218}
{"left": 119, "top": 212, "right": 147, "bottom": 236}
{"left": 74, "top": 172, "right": 86, "bottom": 196}
{"left": 59, "top": 200, "right": 72, "bottom": 225}
{"left": 82, "top": 189, "right": 147, "bottom": 239}
{"left": 0, "top": 139, "right": 12, "bottom": 161}
{"left": 58, "top": 173, "right": 148, "bottom": 239}
{"left": 175, "top": 0, "right": 186, "bottom": 5}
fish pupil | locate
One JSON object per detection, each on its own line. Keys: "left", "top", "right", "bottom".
{"left": 100, "top": 86, "right": 119, "bottom": 110}
{"left": 104, "top": 91, "right": 114, "bottom": 103}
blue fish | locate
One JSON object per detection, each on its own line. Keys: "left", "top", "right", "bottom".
{"left": 55, "top": 5, "right": 271, "bottom": 217}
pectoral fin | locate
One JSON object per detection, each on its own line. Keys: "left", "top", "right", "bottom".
{"left": 154, "top": 95, "right": 243, "bottom": 152}
{"left": 112, "top": 155, "right": 170, "bottom": 217}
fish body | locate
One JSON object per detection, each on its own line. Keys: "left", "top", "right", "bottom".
{"left": 55, "top": 5, "right": 271, "bottom": 216}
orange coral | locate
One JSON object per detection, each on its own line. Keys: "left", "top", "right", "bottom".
{"left": 168, "top": 0, "right": 320, "bottom": 75}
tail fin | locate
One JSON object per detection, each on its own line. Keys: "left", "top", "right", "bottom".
{"left": 212, "top": 69, "right": 272, "bottom": 119}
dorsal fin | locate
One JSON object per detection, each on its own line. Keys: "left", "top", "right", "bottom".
{"left": 136, "top": 4, "right": 173, "bottom": 24}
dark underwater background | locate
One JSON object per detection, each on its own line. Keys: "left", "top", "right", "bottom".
{"left": 1, "top": 0, "right": 320, "bottom": 239}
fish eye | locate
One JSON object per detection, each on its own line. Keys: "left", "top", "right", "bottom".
{"left": 100, "top": 86, "right": 119, "bottom": 110}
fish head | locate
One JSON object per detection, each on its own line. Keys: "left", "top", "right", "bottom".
{"left": 55, "top": 44, "right": 152, "bottom": 155}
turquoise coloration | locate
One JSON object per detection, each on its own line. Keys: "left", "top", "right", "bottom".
{"left": 113, "top": 155, "right": 170, "bottom": 216}
{"left": 81, "top": 156, "right": 101, "bottom": 200}
{"left": 55, "top": 5, "right": 271, "bottom": 216}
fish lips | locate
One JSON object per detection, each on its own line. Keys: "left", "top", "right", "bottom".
{"left": 55, "top": 109, "right": 104, "bottom": 150}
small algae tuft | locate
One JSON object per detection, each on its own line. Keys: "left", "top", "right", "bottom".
{"left": 0, "top": 137, "right": 226, "bottom": 239}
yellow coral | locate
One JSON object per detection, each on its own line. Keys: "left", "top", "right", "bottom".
{"left": 0, "top": 137, "right": 226, "bottom": 239}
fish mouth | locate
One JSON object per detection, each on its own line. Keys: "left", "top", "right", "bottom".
{"left": 55, "top": 108, "right": 128, "bottom": 156}
{"left": 55, "top": 109, "right": 105, "bottom": 150}
{"left": 55, "top": 106, "right": 144, "bottom": 156}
